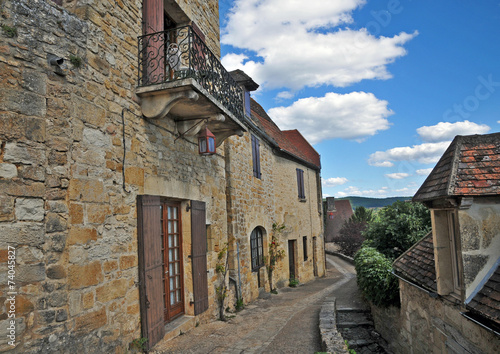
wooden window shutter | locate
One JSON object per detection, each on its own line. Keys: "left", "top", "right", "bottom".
{"left": 142, "top": 0, "right": 164, "bottom": 34}
{"left": 297, "top": 169, "right": 305, "bottom": 199}
{"left": 252, "top": 135, "right": 261, "bottom": 178}
{"left": 191, "top": 200, "right": 209, "bottom": 315}
{"left": 137, "top": 195, "right": 165, "bottom": 351}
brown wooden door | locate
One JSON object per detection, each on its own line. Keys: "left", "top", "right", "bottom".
{"left": 191, "top": 200, "right": 208, "bottom": 315}
{"left": 137, "top": 195, "right": 165, "bottom": 351}
{"left": 288, "top": 240, "right": 297, "bottom": 280}
{"left": 162, "top": 202, "right": 184, "bottom": 322}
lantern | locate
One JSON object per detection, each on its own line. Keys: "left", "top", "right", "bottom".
{"left": 198, "top": 126, "right": 216, "bottom": 155}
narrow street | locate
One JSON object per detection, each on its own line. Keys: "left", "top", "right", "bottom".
{"left": 152, "top": 254, "right": 362, "bottom": 353}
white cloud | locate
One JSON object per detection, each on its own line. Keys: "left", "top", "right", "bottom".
{"left": 322, "top": 177, "right": 349, "bottom": 187}
{"left": 269, "top": 92, "right": 392, "bottom": 144}
{"left": 368, "top": 141, "right": 450, "bottom": 167}
{"left": 416, "top": 168, "right": 433, "bottom": 176}
{"left": 221, "top": 0, "right": 417, "bottom": 91}
{"left": 417, "top": 120, "right": 490, "bottom": 143}
{"left": 337, "top": 185, "right": 389, "bottom": 198}
{"left": 385, "top": 173, "right": 410, "bottom": 180}
{"left": 276, "top": 91, "right": 295, "bottom": 100}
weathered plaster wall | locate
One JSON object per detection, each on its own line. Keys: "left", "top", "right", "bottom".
{"left": 371, "top": 281, "right": 500, "bottom": 354}
{"left": 0, "top": 0, "right": 230, "bottom": 352}
{"left": 459, "top": 199, "right": 500, "bottom": 299}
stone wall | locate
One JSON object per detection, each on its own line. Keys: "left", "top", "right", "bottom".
{"left": 224, "top": 130, "right": 325, "bottom": 304}
{"left": 0, "top": 0, "right": 230, "bottom": 352}
{"left": 371, "top": 281, "right": 500, "bottom": 354}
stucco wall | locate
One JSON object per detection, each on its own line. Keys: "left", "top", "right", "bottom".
{"left": 371, "top": 281, "right": 500, "bottom": 354}
{"left": 458, "top": 199, "right": 500, "bottom": 300}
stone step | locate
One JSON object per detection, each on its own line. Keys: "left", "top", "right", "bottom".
{"left": 163, "top": 315, "right": 196, "bottom": 342}
{"left": 347, "top": 338, "right": 376, "bottom": 349}
{"left": 337, "top": 321, "right": 374, "bottom": 328}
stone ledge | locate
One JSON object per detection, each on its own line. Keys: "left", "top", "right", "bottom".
{"left": 319, "top": 297, "right": 348, "bottom": 353}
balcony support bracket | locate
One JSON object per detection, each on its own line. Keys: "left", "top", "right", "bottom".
{"left": 140, "top": 89, "right": 199, "bottom": 120}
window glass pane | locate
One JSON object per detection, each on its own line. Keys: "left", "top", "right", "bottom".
{"left": 169, "top": 262, "right": 174, "bottom": 275}
{"left": 168, "top": 221, "right": 172, "bottom": 233}
{"left": 175, "top": 248, "right": 179, "bottom": 261}
{"left": 170, "top": 292, "right": 175, "bottom": 305}
{"left": 208, "top": 137, "right": 215, "bottom": 152}
{"left": 176, "top": 289, "right": 181, "bottom": 302}
{"left": 173, "top": 206, "right": 177, "bottom": 219}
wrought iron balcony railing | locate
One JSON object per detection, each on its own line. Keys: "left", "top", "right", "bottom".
{"left": 138, "top": 25, "right": 244, "bottom": 121}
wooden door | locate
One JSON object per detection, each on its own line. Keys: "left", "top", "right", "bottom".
{"left": 288, "top": 240, "right": 297, "bottom": 280}
{"left": 162, "top": 202, "right": 184, "bottom": 322}
{"left": 137, "top": 195, "right": 165, "bottom": 351}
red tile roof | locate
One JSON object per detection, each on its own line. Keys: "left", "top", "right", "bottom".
{"left": 414, "top": 133, "right": 500, "bottom": 202}
{"left": 250, "top": 99, "right": 321, "bottom": 169}
{"left": 467, "top": 265, "right": 500, "bottom": 328}
{"left": 393, "top": 232, "right": 437, "bottom": 292}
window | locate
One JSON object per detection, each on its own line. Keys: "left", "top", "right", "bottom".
{"left": 303, "top": 236, "right": 308, "bottom": 261}
{"left": 250, "top": 227, "right": 264, "bottom": 271}
{"left": 251, "top": 135, "right": 261, "bottom": 179}
{"left": 296, "top": 168, "right": 305, "bottom": 199}
{"left": 244, "top": 90, "right": 251, "bottom": 117}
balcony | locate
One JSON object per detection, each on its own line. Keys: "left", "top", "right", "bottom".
{"left": 137, "top": 25, "right": 246, "bottom": 144}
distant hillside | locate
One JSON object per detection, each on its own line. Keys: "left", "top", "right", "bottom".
{"left": 336, "top": 196, "right": 412, "bottom": 210}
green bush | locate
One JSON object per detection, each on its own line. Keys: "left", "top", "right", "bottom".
{"left": 354, "top": 246, "right": 400, "bottom": 307}
{"left": 363, "top": 201, "right": 431, "bottom": 260}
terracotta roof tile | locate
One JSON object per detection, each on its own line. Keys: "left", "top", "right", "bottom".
{"left": 414, "top": 133, "right": 500, "bottom": 201}
{"left": 467, "top": 265, "right": 500, "bottom": 326}
{"left": 393, "top": 233, "right": 437, "bottom": 292}
{"left": 250, "top": 99, "right": 321, "bottom": 169}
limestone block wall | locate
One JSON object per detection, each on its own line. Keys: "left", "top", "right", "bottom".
{"left": 458, "top": 198, "right": 500, "bottom": 300}
{"left": 224, "top": 131, "right": 325, "bottom": 304}
{"left": 272, "top": 157, "right": 325, "bottom": 286}
{"left": 224, "top": 133, "right": 276, "bottom": 302}
{"left": 0, "top": 0, "right": 230, "bottom": 352}
{"left": 371, "top": 281, "right": 500, "bottom": 354}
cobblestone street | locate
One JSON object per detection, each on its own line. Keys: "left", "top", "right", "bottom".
{"left": 152, "top": 254, "right": 368, "bottom": 353}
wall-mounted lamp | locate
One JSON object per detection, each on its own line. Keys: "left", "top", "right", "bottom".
{"left": 198, "top": 126, "right": 216, "bottom": 155}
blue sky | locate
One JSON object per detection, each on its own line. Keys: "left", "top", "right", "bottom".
{"left": 219, "top": 0, "right": 500, "bottom": 198}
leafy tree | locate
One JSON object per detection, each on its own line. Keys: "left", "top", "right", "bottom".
{"left": 350, "top": 206, "right": 374, "bottom": 224}
{"left": 363, "top": 201, "right": 431, "bottom": 260}
{"left": 335, "top": 206, "right": 373, "bottom": 257}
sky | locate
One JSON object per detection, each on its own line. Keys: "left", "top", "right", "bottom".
{"left": 218, "top": 0, "right": 500, "bottom": 199}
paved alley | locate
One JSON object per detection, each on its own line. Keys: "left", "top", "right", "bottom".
{"left": 151, "top": 254, "right": 359, "bottom": 354}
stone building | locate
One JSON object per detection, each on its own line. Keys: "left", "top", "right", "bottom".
{"left": 0, "top": 0, "right": 325, "bottom": 352}
{"left": 324, "top": 197, "right": 353, "bottom": 243}
{"left": 374, "top": 133, "right": 500, "bottom": 353}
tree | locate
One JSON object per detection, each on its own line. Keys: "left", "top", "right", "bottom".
{"left": 337, "top": 219, "right": 366, "bottom": 257}
{"left": 355, "top": 201, "right": 431, "bottom": 307}
{"left": 336, "top": 206, "right": 373, "bottom": 257}
{"left": 363, "top": 201, "right": 431, "bottom": 260}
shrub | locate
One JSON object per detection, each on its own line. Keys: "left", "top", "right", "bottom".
{"left": 354, "top": 246, "right": 400, "bottom": 307}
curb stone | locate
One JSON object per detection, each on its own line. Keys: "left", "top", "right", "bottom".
{"left": 319, "top": 297, "right": 348, "bottom": 354}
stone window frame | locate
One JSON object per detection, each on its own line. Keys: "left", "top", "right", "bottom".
{"left": 431, "top": 208, "right": 464, "bottom": 299}
{"left": 250, "top": 227, "right": 265, "bottom": 271}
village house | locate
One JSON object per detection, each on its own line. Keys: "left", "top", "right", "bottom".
{"left": 324, "top": 197, "right": 353, "bottom": 243}
{"left": 376, "top": 133, "right": 500, "bottom": 353}
{"left": 0, "top": 0, "right": 325, "bottom": 352}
